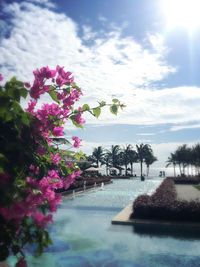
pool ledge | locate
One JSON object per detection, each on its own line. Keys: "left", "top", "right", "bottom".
{"left": 111, "top": 204, "right": 200, "bottom": 228}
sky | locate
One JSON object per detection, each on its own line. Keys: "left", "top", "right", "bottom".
{"left": 1, "top": 0, "right": 200, "bottom": 176}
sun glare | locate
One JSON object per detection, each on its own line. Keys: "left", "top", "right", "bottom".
{"left": 162, "top": 0, "right": 200, "bottom": 32}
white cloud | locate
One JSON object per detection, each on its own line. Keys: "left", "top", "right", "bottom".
{"left": 27, "top": 0, "right": 56, "bottom": 8}
{"left": 1, "top": 1, "right": 200, "bottom": 129}
{"left": 136, "top": 133, "right": 155, "bottom": 136}
{"left": 136, "top": 139, "right": 152, "bottom": 143}
{"left": 0, "top": 1, "right": 176, "bottom": 124}
{"left": 170, "top": 123, "right": 200, "bottom": 131}
{"left": 98, "top": 15, "right": 107, "bottom": 23}
{"left": 82, "top": 25, "right": 97, "bottom": 41}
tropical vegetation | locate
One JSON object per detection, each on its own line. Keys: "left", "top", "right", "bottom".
{"left": 166, "top": 143, "right": 200, "bottom": 176}
{"left": 87, "top": 143, "right": 157, "bottom": 177}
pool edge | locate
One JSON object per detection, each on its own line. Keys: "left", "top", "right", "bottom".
{"left": 111, "top": 204, "right": 200, "bottom": 228}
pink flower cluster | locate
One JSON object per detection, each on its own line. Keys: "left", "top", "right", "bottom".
{"left": 50, "top": 153, "right": 61, "bottom": 165}
{"left": 75, "top": 107, "right": 86, "bottom": 125}
{"left": 72, "top": 136, "right": 82, "bottom": 148}
{"left": 26, "top": 66, "right": 85, "bottom": 148}
{"left": 25, "top": 67, "right": 83, "bottom": 221}
{"left": 0, "top": 168, "right": 82, "bottom": 230}
{"left": 0, "top": 66, "right": 86, "bottom": 264}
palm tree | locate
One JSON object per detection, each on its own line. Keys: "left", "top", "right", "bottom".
{"left": 120, "top": 144, "right": 133, "bottom": 175}
{"left": 145, "top": 151, "right": 157, "bottom": 177}
{"left": 128, "top": 149, "right": 138, "bottom": 176}
{"left": 136, "top": 144, "right": 152, "bottom": 179}
{"left": 88, "top": 146, "right": 104, "bottom": 167}
{"left": 175, "top": 144, "right": 190, "bottom": 176}
{"left": 106, "top": 145, "right": 121, "bottom": 168}
{"left": 102, "top": 153, "right": 111, "bottom": 176}
{"left": 166, "top": 153, "right": 177, "bottom": 177}
{"left": 191, "top": 143, "right": 200, "bottom": 175}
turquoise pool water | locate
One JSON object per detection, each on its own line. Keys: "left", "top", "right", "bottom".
{"left": 8, "top": 178, "right": 200, "bottom": 266}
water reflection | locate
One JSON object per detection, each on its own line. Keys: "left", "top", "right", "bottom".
{"left": 133, "top": 223, "right": 200, "bottom": 240}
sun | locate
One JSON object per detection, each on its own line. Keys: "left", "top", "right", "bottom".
{"left": 162, "top": 0, "right": 200, "bottom": 32}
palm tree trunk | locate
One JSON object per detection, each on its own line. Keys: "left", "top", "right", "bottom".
{"left": 125, "top": 163, "right": 127, "bottom": 175}
{"left": 146, "top": 165, "right": 149, "bottom": 177}
{"left": 106, "top": 165, "right": 108, "bottom": 176}
{"left": 178, "top": 163, "right": 182, "bottom": 175}
{"left": 130, "top": 163, "right": 133, "bottom": 175}
{"left": 173, "top": 163, "right": 176, "bottom": 177}
{"left": 140, "top": 160, "right": 143, "bottom": 178}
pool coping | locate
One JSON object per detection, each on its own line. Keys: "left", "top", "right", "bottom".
{"left": 62, "top": 181, "right": 112, "bottom": 198}
{"left": 111, "top": 204, "right": 200, "bottom": 228}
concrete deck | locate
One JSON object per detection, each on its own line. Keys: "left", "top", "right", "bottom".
{"left": 175, "top": 184, "right": 200, "bottom": 201}
{"left": 111, "top": 204, "right": 132, "bottom": 225}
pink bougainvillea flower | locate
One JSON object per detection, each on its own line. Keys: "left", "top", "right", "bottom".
{"left": 0, "top": 74, "right": 3, "bottom": 82}
{"left": 29, "top": 164, "right": 35, "bottom": 171}
{"left": 30, "top": 79, "right": 41, "bottom": 99}
{"left": 25, "top": 100, "right": 37, "bottom": 115}
{"left": 50, "top": 153, "right": 61, "bottom": 166}
{"left": 35, "top": 167, "right": 39, "bottom": 175}
{"left": 33, "top": 210, "right": 53, "bottom": 229}
{"left": 56, "top": 75, "right": 64, "bottom": 86}
{"left": 53, "top": 127, "right": 64, "bottom": 137}
{"left": 24, "top": 82, "right": 30, "bottom": 88}
{"left": 48, "top": 169, "right": 60, "bottom": 178}
{"left": 65, "top": 162, "right": 72, "bottom": 168}
{"left": 16, "top": 257, "right": 27, "bottom": 267}
{"left": 72, "top": 136, "right": 82, "bottom": 148}
{"left": 0, "top": 172, "right": 10, "bottom": 185}
{"left": 75, "top": 113, "right": 85, "bottom": 125}
{"left": 42, "top": 85, "right": 51, "bottom": 93}
{"left": 37, "top": 145, "right": 47, "bottom": 156}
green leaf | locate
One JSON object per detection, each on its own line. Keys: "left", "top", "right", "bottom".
{"left": 12, "top": 101, "right": 23, "bottom": 114}
{"left": 20, "top": 88, "right": 28, "bottom": 99}
{"left": 4, "top": 112, "right": 13, "bottom": 122}
{"left": 49, "top": 89, "right": 60, "bottom": 104}
{"left": 70, "top": 115, "right": 76, "bottom": 121}
{"left": 71, "top": 119, "right": 83, "bottom": 129}
{"left": 0, "top": 167, "right": 4, "bottom": 174}
{"left": 112, "top": 99, "right": 119, "bottom": 103}
{"left": 99, "top": 101, "right": 106, "bottom": 107}
{"left": 72, "top": 82, "right": 81, "bottom": 91}
{"left": 63, "top": 87, "right": 71, "bottom": 94}
{"left": 69, "top": 115, "right": 84, "bottom": 129}
{"left": 82, "top": 104, "right": 90, "bottom": 111}
{"left": 93, "top": 107, "right": 101, "bottom": 118}
{"left": 10, "top": 77, "right": 17, "bottom": 83}
{"left": 120, "top": 104, "right": 126, "bottom": 110}
{"left": 110, "top": 104, "right": 118, "bottom": 115}
{"left": 74, "top": 152, "right": 81, "bottom": 161}
{"left": 21, "top": 113, "right": 31, "bottom": 126}
{"left": 0, "top": 153, "right": 6, "bottom": 161}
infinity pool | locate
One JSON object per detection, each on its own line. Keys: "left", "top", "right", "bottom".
{"left": 8, "top": 178, "right": 200, "bottom": 266}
